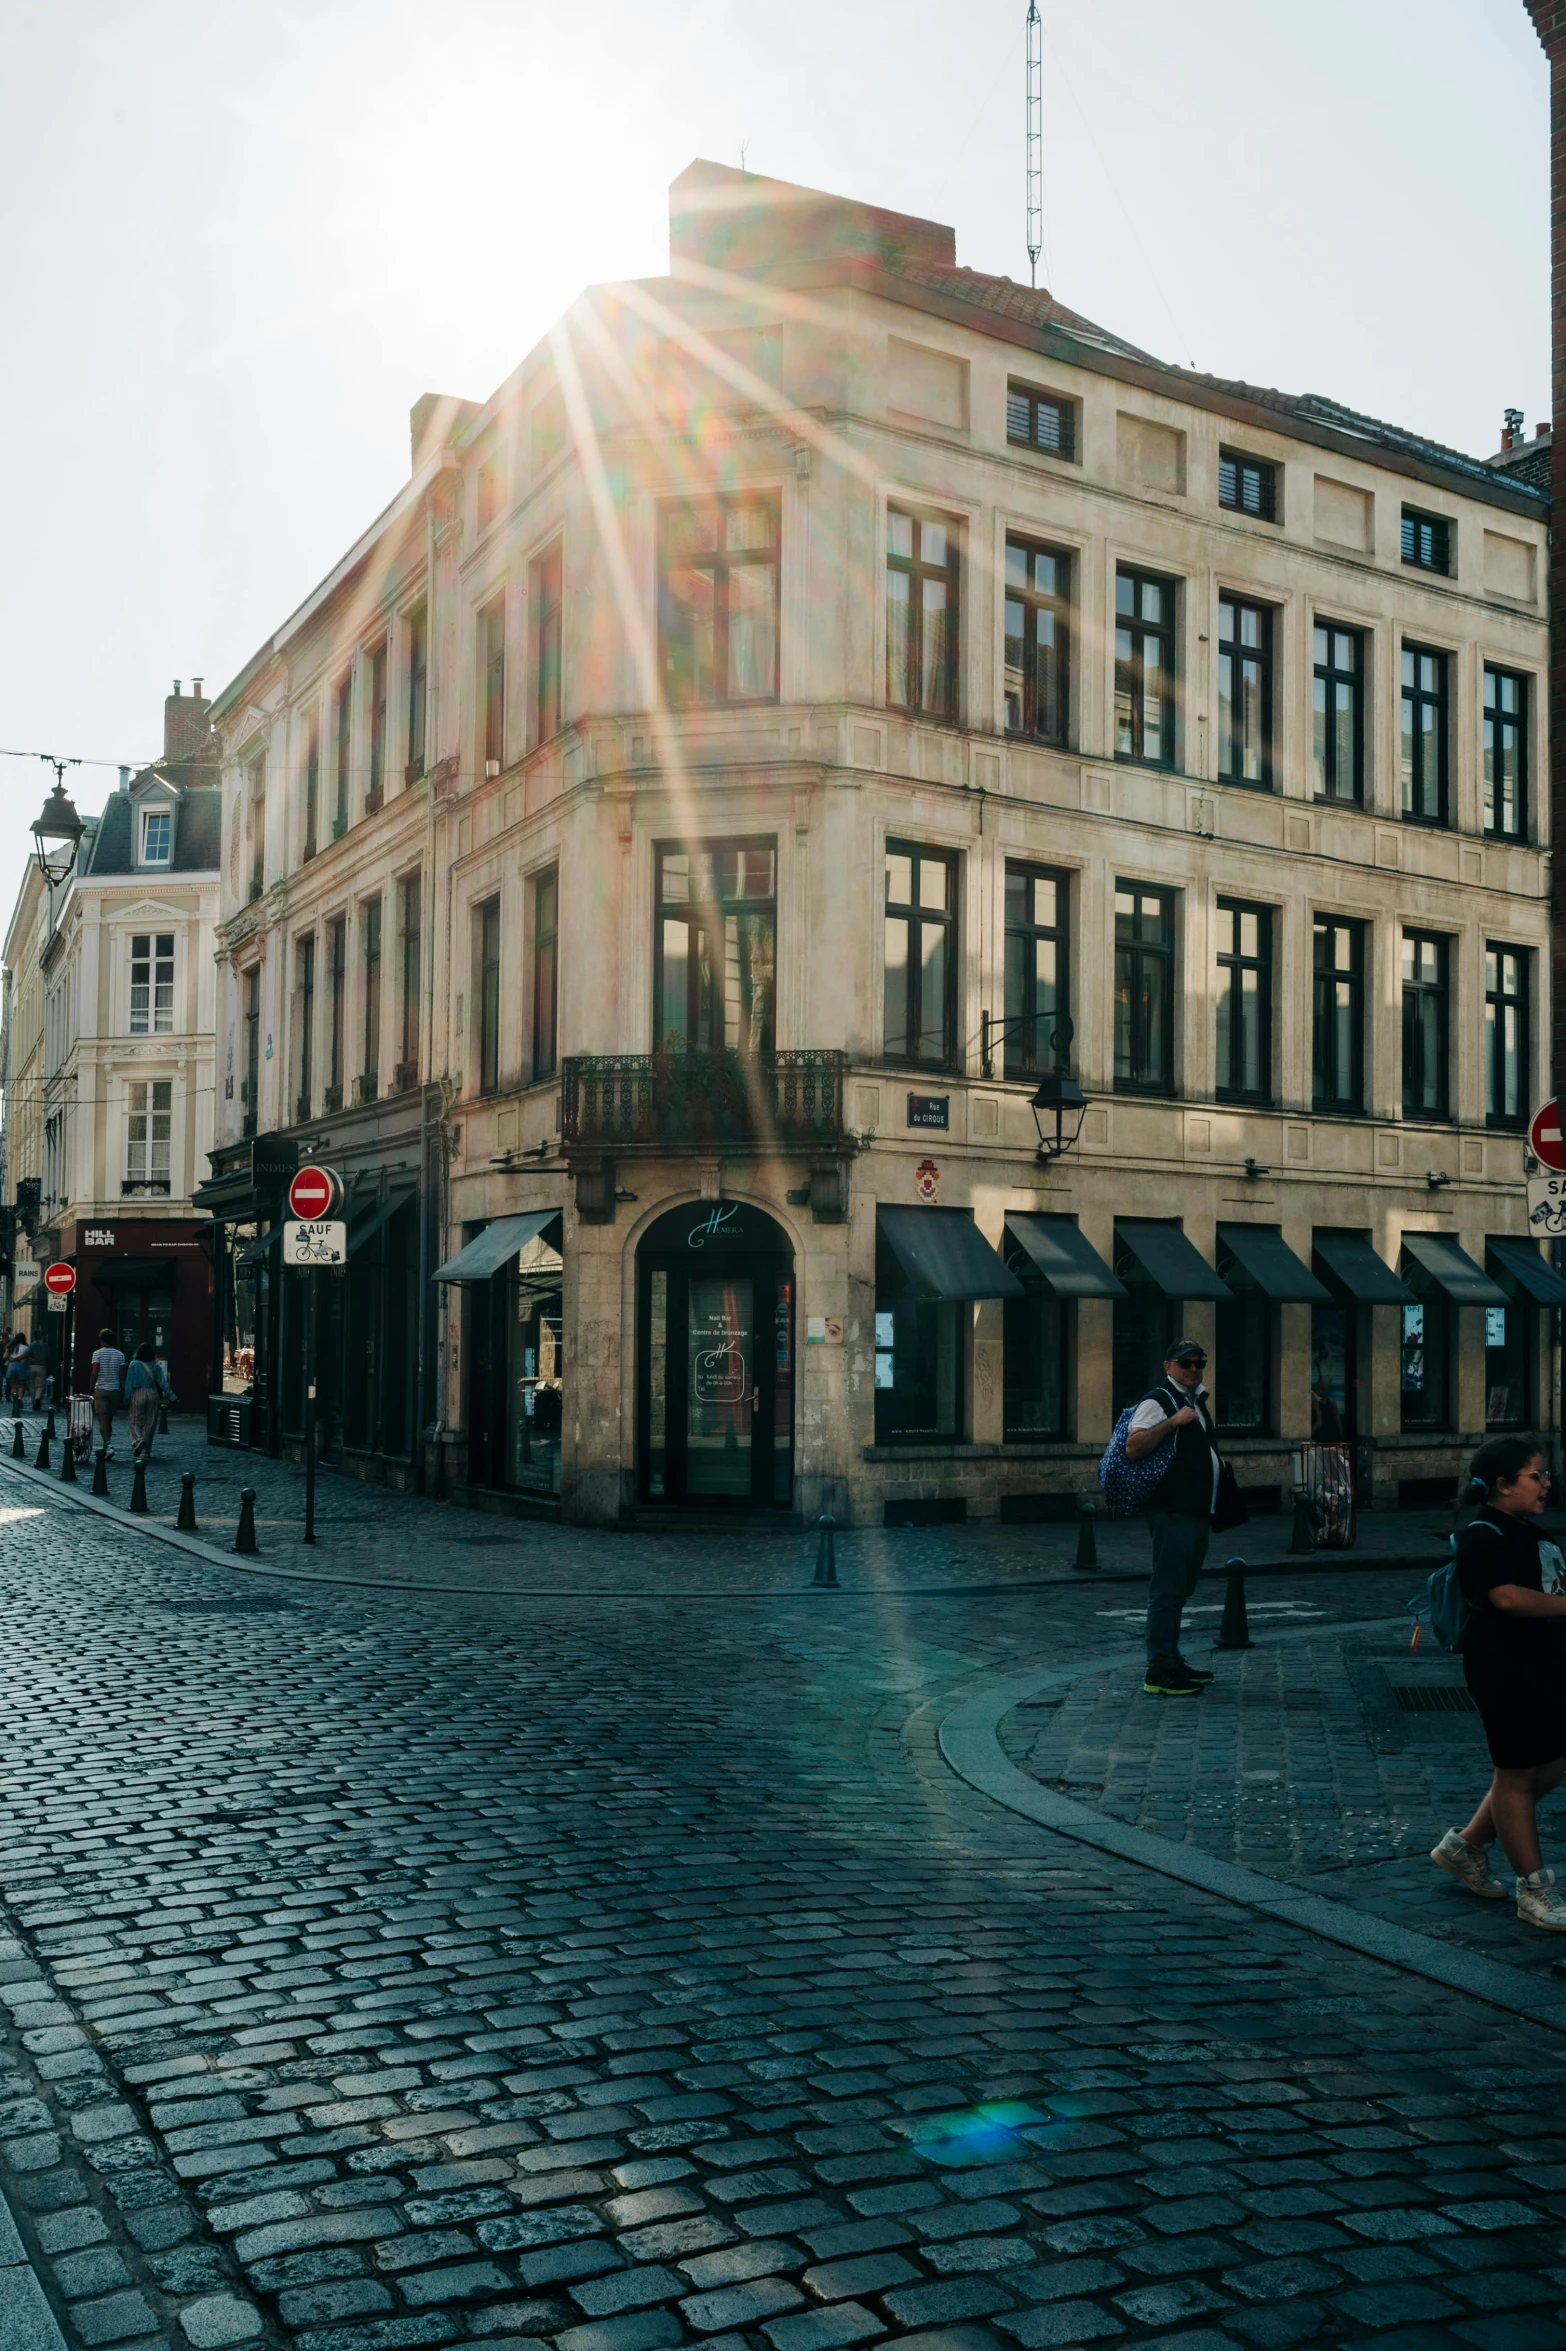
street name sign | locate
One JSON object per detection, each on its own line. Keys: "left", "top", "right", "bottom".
{"left": 283, "top": 1220, "right": 348, "bottom": 1268}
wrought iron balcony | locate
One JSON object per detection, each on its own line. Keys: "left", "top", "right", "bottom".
{"left": 562, "top": 1048, "right": 847, "bottom": 1154}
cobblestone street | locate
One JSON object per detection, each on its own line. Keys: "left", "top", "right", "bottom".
{"left": 0, "top": 1449, "right": 1563, "bottom": 2351}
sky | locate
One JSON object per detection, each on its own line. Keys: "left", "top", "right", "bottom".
{"left": 0, "top": 0, "right": 1550, "bottom": 918}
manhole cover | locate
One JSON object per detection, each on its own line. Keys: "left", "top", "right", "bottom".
{"left": 1393, "top": 1684, "right": 1477, "bottom": 1714}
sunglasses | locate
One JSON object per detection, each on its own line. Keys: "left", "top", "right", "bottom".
{"left": 1174, "top": 1355, "right": 1208, "bottom": 1369}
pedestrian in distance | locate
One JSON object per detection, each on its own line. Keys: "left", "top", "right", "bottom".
{"left": 5, "top": 1334, "right": 28, "bottom": 1408}
{"left": 26, "top": 1333, "right": 47, "bottom": 1407}
{"left": 89, "top": 1327, "right": 126, "bottom": 1455}
{"left": 1124, "top": 1338, "right": 1222, "bottom": 1698}
{"left": 124, "top": 1343, "right": 162, "bottom": 1465}
{"left": 1431, "top": 1433, "right": 1566, "bottom": 1931}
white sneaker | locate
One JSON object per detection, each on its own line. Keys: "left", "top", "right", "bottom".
{"left": 1517, "top": 1867, "right": 1566, "bottom": 1931}
{"left": 1431, "top": 1828, "right": 1507, "bottom": 1900}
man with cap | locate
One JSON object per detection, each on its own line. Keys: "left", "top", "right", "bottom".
{"left": 1124, "top": 1337, "right": 1221, "bottom": 1696}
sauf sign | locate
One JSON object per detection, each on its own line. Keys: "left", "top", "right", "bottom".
{"left": 1526, "top": 1102, "right": 1566, "bottom": 1235}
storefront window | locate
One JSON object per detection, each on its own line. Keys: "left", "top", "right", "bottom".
{"left": 1111, "top": 1276, "right": 1176, "bottom": 1418}
{"left": 1399, "top": 1256, "right": 1452, "bottom": 1432}
{"left": 1484, "top": 1300, "right": 1531, "bottom": 1429}
{"left": 1002, "top": 1235, "right": 1067, "bottom": 1440}
{"left": 1310, "top": 1305, "right": 1353, "bottom": 1440}
{"left": 873, "top": 1297, "right": 961, "bottom": 1443}
{"left": 508, "top": 1228, "right": 565, "bottom": 1495}
{"left": 224, "top": 1222, "right": 262, "bottom": 1396}
{"left": 1215, "top": 1249, "right": 1271, "bottom": 1436}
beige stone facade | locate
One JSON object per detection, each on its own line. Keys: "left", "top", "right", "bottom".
{"left": 204, "top": 162, "right": 1560, "bottom": 1526}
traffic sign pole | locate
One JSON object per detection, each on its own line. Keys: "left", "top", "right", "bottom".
{"left": 304, "top": 1272, "right": 317, "bottom": 1545}
{"left": 284, "top": 1166, "right": 339, "bottom": 1549}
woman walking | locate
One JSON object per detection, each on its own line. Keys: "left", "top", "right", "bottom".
{"left": 124, "top": 1343, "right": 162, "bottom": 1465}
{"left": 1431, "top": 1434, "right": 1566, "bottom": 1930}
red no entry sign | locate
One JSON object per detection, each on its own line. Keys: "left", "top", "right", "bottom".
{"left": 288, "top": 1163, "right": 342, "bottom": 1220}
{"left": 43, "top": 1262, "right": 75, "bottom": 1295}
{"left": 1530, "top": 1100, "right": 1566, "bottom": 1173}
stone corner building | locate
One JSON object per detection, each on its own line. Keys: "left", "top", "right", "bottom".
{"left": 199, "top": 160, "right": 1560, "bottom": 1525}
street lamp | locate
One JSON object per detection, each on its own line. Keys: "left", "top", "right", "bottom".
{"left": 31, "top": 761, "right": 84, "bottom": 885}
{"left": 1030, "top": 1068, "right": 1088, "bottom": 1161}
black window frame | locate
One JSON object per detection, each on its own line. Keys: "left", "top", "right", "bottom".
{"left": 533, "top": 868, "right": 559, "bottom": 1081}
{"left": 653, "top": 839, "right": 778, "bottom": 1056}
{"left": 1313, "top": 619, "right": 1364, "bottom": 804}
{"left": 294, "top": 932, "right": 315, "bottom": 1124}
{"left": 532, "top": 539, "right": 563, "bottom": 745}
{"left": 1401, "top": 641, "right": 1449, "bottom": 826}
{"left": 326, "top": 916, "right": 346, "bottom": 1106}
{"left": 241, "top": 964, "right": 260, "bottom": 1139}
{"left": 658, "top": 493, "right": 780, "bottom": 710}
{"left": 405, "top": 603, "right": 428, "bottom": 785}
{"left": 1113, "top": 881, "right": 1176, "bottom": 1097}
{"left": 398, "top": 874, "right": 421, "bottom": 1080}
{"left": 1483, "top": 664, "right": 1529, "bottom": 841}
{"left": 1002, "top": 1226, "right": 1071, "bottom": 1443}
{"left": 1215, "top": 898, "right": 1273, "bottom": 1106}
{"left": 1002, "top": 538, "right": 1070, "bottom": 745}
{"left": 477, "top": 896, "right": 501, "bottom": 1097}
{"left": 1214, "top": 1248, "right": 1274, "bottom": 1438}
{"left": 1005, "top": 381, "right": 1076, "bottom": 461}
{"left": 1400, "top": 1252, "right": 1453, "bottom": 1434}
{"left": 367, "top": 641, "right": 388, "bottom": 813}
{"left": 1002, "top": 862, "right": 1070, "bottom": 1079}
{"left": 1401, "top": 928, "right": 1451, "bottom": 1124}
{"left": 1218, "top": 448, "right": 1278, "bottom": 522}
{"left": 480, "top": 595, "right": 506, "bottom": 772}
{"left": 360, "top": 894, "right": 382, "bottom": 1102}
{"left": 1401, "top": 507, "right": 1452, "bottom": 575}
{"left": 1485, "top": 942, "right": 1529, "bottom": 1131}
{"left": 886, "top": 507, "right": 959, "bottom": 721}
{"left": 302, "top": 712, "right": 320, "bottom": 863}
{"left": 1217, "top": 593, "right": 1274, "bottom": 789}
{"left": 883, "top": 841, "right": 958, "bottom": 1071}
{"left": 1312, "top": 916, "right": 1366, "bottom": 1115}
{"left": 333, "top": 673, "right": 351, "bottom": 838}
{"left": 1114, "top": 567, "right": 1176, "bottom": 769}
{"left": 247, "top": 754, "right": 266, "bottom": 903}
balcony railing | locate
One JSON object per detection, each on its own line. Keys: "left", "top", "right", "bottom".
{"left": 562, "top": 1048, "right": 847, "bottom": 1154}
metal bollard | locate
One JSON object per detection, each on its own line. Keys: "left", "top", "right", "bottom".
{"left": 812, "top": 1510, "right": 838, "bottom": 1588}
{"left": 1216, "top": 1556, "right": 1253, "bottom": 1650}
{"left": 233, "top": 1488, "right": 259, "bottom": 1555}
{"left": 33, "top": 1426, "right": 49, "bottom": 1471}
{"left": 129, "top": 1457, "right": 149, "bottom": 1515}
{"left": 91, "top": 1448, "right": 109, "bottom": 1498}
{"left": 1075, "top": 1496, "right": 1099, "bottom": 1570}
{"left": 176, "top": 1473, "right": 197, "bottom": 1533}
{"left": 1288, "top": 1494, "right": 1317, "bottom": 1555}
{"left": 58, "top": 1437, "right": 76, "bottom": 1485}
{"left": 11, "top": 1421, "right": 24, "bottom": 1462}
{"left": 9, "top": 1394, "right": 18, "bottom": 1421}
{"left": 44, "top": 1405, "right": 55, "bottom": 1441}
{"left": 158, "top": 1401, "right": 169, "bottom": 1435}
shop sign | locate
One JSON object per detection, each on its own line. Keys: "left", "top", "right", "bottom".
{"left": 11, "top": 1262, "right": 38, "bottom": 1293}
{"left": 914, "top": 1157, "right": 941, "bottom": 1202}
{"left": 907, "top": 1093, "right": 949, "bottom": 1131}
{"left": 83, "top": 1227, "right": 115, "bottom": 1247}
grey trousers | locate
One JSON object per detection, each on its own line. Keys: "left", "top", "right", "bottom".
{"left": 1146, "top": 1510, "right": 1211, "bottom": 1668}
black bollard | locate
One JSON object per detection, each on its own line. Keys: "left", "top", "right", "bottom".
{"left": 11, "top": 1421, "right": 24, "bottom": 1461}
{"left": 812, "top": 1510, "right": 838, "bottom": 1588}
{"left": 91, "top": 1448, "right": 109, "bottom": 1498}
{"left": 176, "top": 1473, "right": 196, "bottom": 1533}
{"left": 129, "top": 1456, "right": 149, "bottom": 1514}
{"left": 58, "top": 1438, "right": 76, "bottom": 1485}
{"left": 233, "top": 1488, "right": 258, "bottom": 1555}
{"left": 44, "top": 1406, "right": 55, "bottom": 1441}
{"left": 1288, "top": 1494, "right": 1317, "bottom": 1556}
{"left": 1216, "top": 1556, "right": 1253, "bottom": 1650}
{"left": 10, "top": 1393, "right": 19, "bottom": 1421}
{"left": 158, "top": 1401, "right": 169, "bottom": 1436}
{"left": 33, "top": 1426, "right": 49, "bottom": 1471}
{"left": 1075, "top": 1496, "right": 1099, "bottom": 1570}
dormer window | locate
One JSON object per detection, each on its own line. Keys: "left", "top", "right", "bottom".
{"left": 142, "top": 808, "right": 171, "bottom": 864}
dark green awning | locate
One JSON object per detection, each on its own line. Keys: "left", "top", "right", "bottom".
{"left": 345, "top": 1187, "right": 416, "bottom": 1257}
{"left": 1401, "top": 1231, "right": 1508, "bottom": 1307}
{"left": 233, "top": 1228, "right": 279, "bottom": 1270}
{"left": 1488, "top": 1236, "right": 1566, "bottom": 1307}
{"left": 1115, "top": 1219, "right": 1232, "bottom": 1303}
{"left": 433, "top": 1211, "right": 563, "bottom": 1284}
{"left": 1006, "top": 1214, "right": 1126, "bottom": 1299}
{"left": 1312, "top": 1230, "right": 1413, "bottom": 1306}
{"left": 877, "top": 1207, "right": 1022, "bottom": 1301}
{"left": 1217, "top": 1224, "right": 1331, "bottom": 1305}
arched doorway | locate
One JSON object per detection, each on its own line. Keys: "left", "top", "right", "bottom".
{"left": 636, "top": 1200, "right": 794, "bottom": 1509}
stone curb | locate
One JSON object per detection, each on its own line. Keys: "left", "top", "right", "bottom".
{"left": 0, "top": 1454, "right": 1438, "bottom": 1603}
{"left": 939, "top": 1643, "right": 1566, "bottom": 2037}
{"left": 0, "top": 2179, "right": 68, "bottom": 2351}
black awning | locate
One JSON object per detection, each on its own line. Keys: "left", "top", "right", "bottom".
{"left": 1006, "top": 1214, "right": 1126, "bottom": 1299}
{"left": 233, "top": 1229, "right": 280, "bottom": 1271}
{"left": 1401, "top": 1231, "right": 1508, "bottom": 1307}
{"left": 1217, "top": 1223, "right": 1332, "bottom": 1305}
{"left": 1312, "top": 1230, "right": 1414, "bottom": 1306}
{"left": 1115, "top": 1219, "right": 1232, "bottom": 1302}
{"left": 877, "top": 1206, "right": 1022, "bottom": 1301}
{"left": 433, "top": 1211, "right": 563, "bottom": 1284}
{"left": 345, "top": 1188, "right": 416, "bottom": 1257}
{"left": 1488, "top": 1236, "right": 1566, "bottom": 1307}
{"left": 88, "top": 1256, "right": 176, "bottom": 1289}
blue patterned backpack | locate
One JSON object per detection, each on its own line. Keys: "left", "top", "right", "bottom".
{"left": 1098, "top": 1393, "right": 1177, "bottom": 1519}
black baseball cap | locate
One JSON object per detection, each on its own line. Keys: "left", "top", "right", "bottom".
{"left": 1164, "top": 1337, "right": 1207, "bottom": 1367}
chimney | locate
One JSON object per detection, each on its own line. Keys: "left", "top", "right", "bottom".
{"left": 163, "top": 681, "right": 212, "bottom": 764}
{"left": 1503, "top": 405, "right": 1525, "bottom": 450}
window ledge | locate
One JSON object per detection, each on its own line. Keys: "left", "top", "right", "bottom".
{"left": 864, "top": 1442, "right": 1000, "bottom": 1462}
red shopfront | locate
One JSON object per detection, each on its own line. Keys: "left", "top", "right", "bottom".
{"left": 60, "top": 1220, "right": 212, "bottom": 1412}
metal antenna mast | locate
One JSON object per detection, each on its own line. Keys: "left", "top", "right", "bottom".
{"left": 1025, "top": 0, "right": 1042, "bottom": 288}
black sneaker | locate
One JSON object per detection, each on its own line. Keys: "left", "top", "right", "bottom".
{"left": 1143, "top": 1663, "right": 1204, "bottom": 1696}
{"left": 1177, "top": 1660, "right": 1215, "bottom": 1685}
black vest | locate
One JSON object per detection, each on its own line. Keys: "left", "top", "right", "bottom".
{"left": 1141, "top": 1383, "right": 1218, "bottom": 1518}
